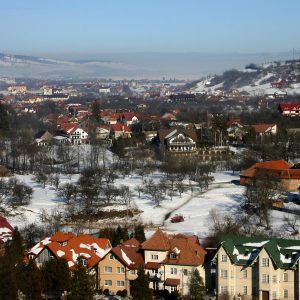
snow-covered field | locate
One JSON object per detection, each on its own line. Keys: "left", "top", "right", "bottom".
{"left": 7, "top": 167, "right": 299, "bottom": 239}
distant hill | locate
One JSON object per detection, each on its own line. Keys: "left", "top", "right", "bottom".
{"left": 0, "top": 52, "right": 139, "bottom": 79}
{"left": 189, "top": 60, "right": 300, "bottom": 97}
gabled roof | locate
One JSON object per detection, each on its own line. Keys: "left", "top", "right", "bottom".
{"left": 251, "top": 124, "right": 276, "bottom": 134}
{"left": 111, "top": 241, "right": 144, "bottom": 270}
{"left": 0, "top": 216, "right": 14, "bottom": 245}
{"left": 240, "top": 160, "right": 300, "bottom": 180}
{"left": 110, "top": 124, "right": 132, "bottom": 133}
{"left": 28, "top": 232, "right": 111, "bottom": 269}
{"left": 279, "top": 103, "right": 300, "bottom": 111}
{"left": 157, "top": 128, "right": 197, "bottom": 144}
{"left": 141, "top": 228, "right": 170, "bottom": 251}
{"left": 59, "top": 123, "right": 78, "bottom": 134}
{"left": 218, "top": 235, "right": 300, "bottom": 269}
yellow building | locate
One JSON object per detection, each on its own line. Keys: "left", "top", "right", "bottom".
{"left": 98, "top": 238, "right": 144, "bottom": 295}
{"left": 214, "top": 235, "right": 300, "bottom": 300}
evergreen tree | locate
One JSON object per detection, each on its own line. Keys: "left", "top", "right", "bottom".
{"left": 134, "top": 224, "right": 146, "bottom": 243}
{"left": 98, "top": 227, "right": 115, "bottom": 242}
{"left": 42, "top": 258, "right": 71, "bottom": 298}
{"left": 131, "top": 266, "right": 152, "bottom": 300}
{"left": 113, "top": 225, "right": 129, "bottom": 246}
{"left": 68, "top": 263, "right": 94, "bottom": 300}
{"left": 19, "top": 260, "right": 43, "bottom": 300}
{"left": 188, "top": 268, "right": 205, "bottom": 300}
{"left": 6, "top": 227, "right": 25, "bottom": 264}
{"left": 0, "top": 255, "right": 18, "bottom": 300}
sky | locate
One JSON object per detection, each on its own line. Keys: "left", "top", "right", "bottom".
{"left": 1, "top": 0, "right": 300, "bottom": 58}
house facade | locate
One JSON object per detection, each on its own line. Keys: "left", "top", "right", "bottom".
{"left": 157, "top": 129, "right": 197, "bottom": 155}
{"left": 141, "top": 229, "right": 206, "bottom": 295}
{"left": 98, "top": 238, "right": 143, "bottom": 295}
{"left": 214, "top": 235, "right": 300, "bottom": 300}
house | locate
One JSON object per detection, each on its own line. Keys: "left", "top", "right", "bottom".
{"left": 98, "top": 238, "right": 144, "bottom": 295}
{"left": 110, "top": 124, "right": 132, "bottom": 139}
{"left": 240, "top": 160, "right": 300, "bottom": 192}
{"left": 278, "top": 103, "right": 300, "bottom": 117}
{"left": 96, "top": 125, "right": 111, "bottom": 141}
{"left": 214, "top": 235, "right": 300, "bottom": 300}
{"left": 34, "top": 130, "right": 53, "bottom": 146}
{"left": 120, "top": 112, "right": 140, "bottom": 126}
{"left": 251, "top": 124, "right": 277, "bottom": 136}
{"left": 141, "top": 228, "right": 206, "bottom": 295}
{"left": 157, "top": 128, "right": 197, "bottom": 154}
{"left": 0, "top": 216, "right": 14, "bottom": 255}
{"left": 27, "top": 231, "right": 112, "bottom": 287}
{"left": 59, "top": 123, "right": 88, "bottom": 144}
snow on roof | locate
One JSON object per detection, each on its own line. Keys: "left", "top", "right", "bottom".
{"left": 57, "top": 250, "right": 65, "bottom": 257}
{"left": 243, "top": 241, "right": 269, "bottom": 247}
{"left": 121, "top": 249, "right": 133, "bottom": 265}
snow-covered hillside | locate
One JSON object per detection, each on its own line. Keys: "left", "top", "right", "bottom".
{"left": 190, "top": 60, "right": 300, "bottom": 97}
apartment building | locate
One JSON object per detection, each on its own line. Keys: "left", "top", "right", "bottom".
{"left": 214, "top": 235, "right": 300, "bottom": 300}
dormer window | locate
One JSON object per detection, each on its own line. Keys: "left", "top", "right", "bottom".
{"left": 81, "top": 258, "right": 87, "bottom": 266}
{"left": 29, "top": 254, "right": 35, "bottom": 260}
{"left": 170, "top": 252, "right": 177, "bottom": 259}
{"left": 61, "top": 241, "right": 67, "bottom": 246}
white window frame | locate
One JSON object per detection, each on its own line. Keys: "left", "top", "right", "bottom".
{"left": 262, "top": 274, "right": 269, "bottom": 283}
{"left": 242, "top": 269, "right": 247, "bottom": 278}
{"left": 221, "top": 286, "right": 228, "bottom": 294}
{"left": 104, "top": 280, "right": 112, "bottom": 286}
{"left": 283, "top": 289, "right": 288, "bottom": 298}
{"left": 243, "top": 286, "right": 247, "bottom": 295}
{"left": 221, "top": 254, "right": 227, "bottom": 262}
{"left": 171, "top": 267, "right": 177, "bottom": 275}
{"left": 272, "top": 275, "right": 277, "bottom": 283}
{"left": 262, "top": 257, "right": 269, "bottom": 267}
{"left": 151, "top": 254, "right": 159, "bottom": 260}
{"left": 117, "top": 281, "right": 125, "bottom": 287}
{"left": 104, "top": 266, "right": 112, "bottom": 273}
{"left": 283, "top": 272, "right": 288, "bottom": 282}
{"left": 117, "top": 267, "right": 125, "bottom": 274}
{"left": 221, "top": 269, "right": 228, "bottom": 279}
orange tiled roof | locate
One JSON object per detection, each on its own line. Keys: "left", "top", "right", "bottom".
{"left": 28, "top": 232, "right": 111, "bottom": 269}
{"left": 165, "top": 278, "right": 180, "bottom": 286}
{"left": 111, "top": 124, "right": 132, "bottom": 133}
{"left": 111, "top": 242, "right": 144, "bottom": 270}
{"left": 251, "top": 124, "right": 275, "bottom": 134}
{"left": 141, "top": 228, "right": 170, "bottom": 251}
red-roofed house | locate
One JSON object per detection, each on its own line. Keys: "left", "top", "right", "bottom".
{"left": 120, "top": 112, "right": 140, "bottom": 126}
{"left": 27, "top": 231, "right": 112, "bottom": 287}
{"left": 0, "top": 216, "right": 14, "bottom": 255}
{"left": 110, "top": 124, "right": 132, "bottom": 139}
{"left": 141, "top": 228, "right": 206, "bottom": 295}
{"left": 98, "top": 238, "right": 144, "bottom": 295}
{"left": 59, "top": 123, "right": 88, "bottom": 144}
{"left": 251, "top": 124, "right": 277, "bottom": 135}
{"left": 240, "top": 160, "right": 300, "bottom": 191}
{"left": 279, "top": 103, "right": 300, "bottom": 117}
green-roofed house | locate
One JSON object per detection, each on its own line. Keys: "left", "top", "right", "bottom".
{"left": 213, "top": 235, "right": 300, "bottom": 300}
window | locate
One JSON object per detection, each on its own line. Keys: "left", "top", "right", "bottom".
{"left": 109, "top": 253, "right": 115, "bottom": 260}
{"left": 272, "top": 291, "right": 277, "bottom": 300}
{"left": 221, "top": 286, "right": 228, "bottom": 294}
{"left": 170, "top": 286, "right": 177, "bottom": 292}
{"left": 283, "top": 289, "right": 288, "bottom": 298}
{"left": 243, "top": 286, "right": 247, "bottom": 295}
{"left": 28, "top": 254, "right": 35, "bottom": 260}
{"left": 262, "top": 274, "right": 269, "bottom": 283}
{"left": 183, "top": 269, "right": 188, "bottom": 276}
{"left": 221, "top": 254, "right": 227, "bottom": 262}
{"left": 104, "top": 280, "right": 112, "bottom": 286}
{"left": 272, "top": 275, "right": 277, "bottom": 283}
{"left": 117, "top": 281, "right": 125, "bottom": 287}
{"left": 129, "top": 270, "right": 135, "bottom": 275}
{"left": 283, "top": 272, "right": 288, "bottom": 282}
{"left": 221, "top": 269, "right": 228, "bottom": 278}
{"left": 81, "top": 258, "right": 87, "bottom": 266}
{"left": 262, "top": 258, "right": 269, "bottom": 267}
{"left": 170, "top": 253, "right": 177, "bottom": 259}
{"left": 117, "top": 267, "right": 125, "bottom": 274}
{"left": 151, "top": 254, "right": 159, "bottom": 260}
{"left": 104, "top": 266, "right": 112, "bottom": 273}
{"left": 242, "top": 269, "right": 247, "bottom": 278}
{"left": 171, "top": 268, "right": 177, "bottom": 275}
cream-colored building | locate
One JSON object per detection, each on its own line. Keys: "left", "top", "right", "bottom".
{"left": 214, "top": 235, "right": 300, "bottom": 300}
{"left": 98, "top": 238, "right": 144, "bottom": 295}
{"left": 142, "top": 229, "right": 206, "bottom": 296}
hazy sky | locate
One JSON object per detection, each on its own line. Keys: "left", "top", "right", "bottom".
{"left": 1, "top": 0, "right": 300, "bottom": 57}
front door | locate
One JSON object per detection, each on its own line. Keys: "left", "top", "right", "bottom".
{"left": 262, "top": 291, "right": 269, "bottom": 300}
